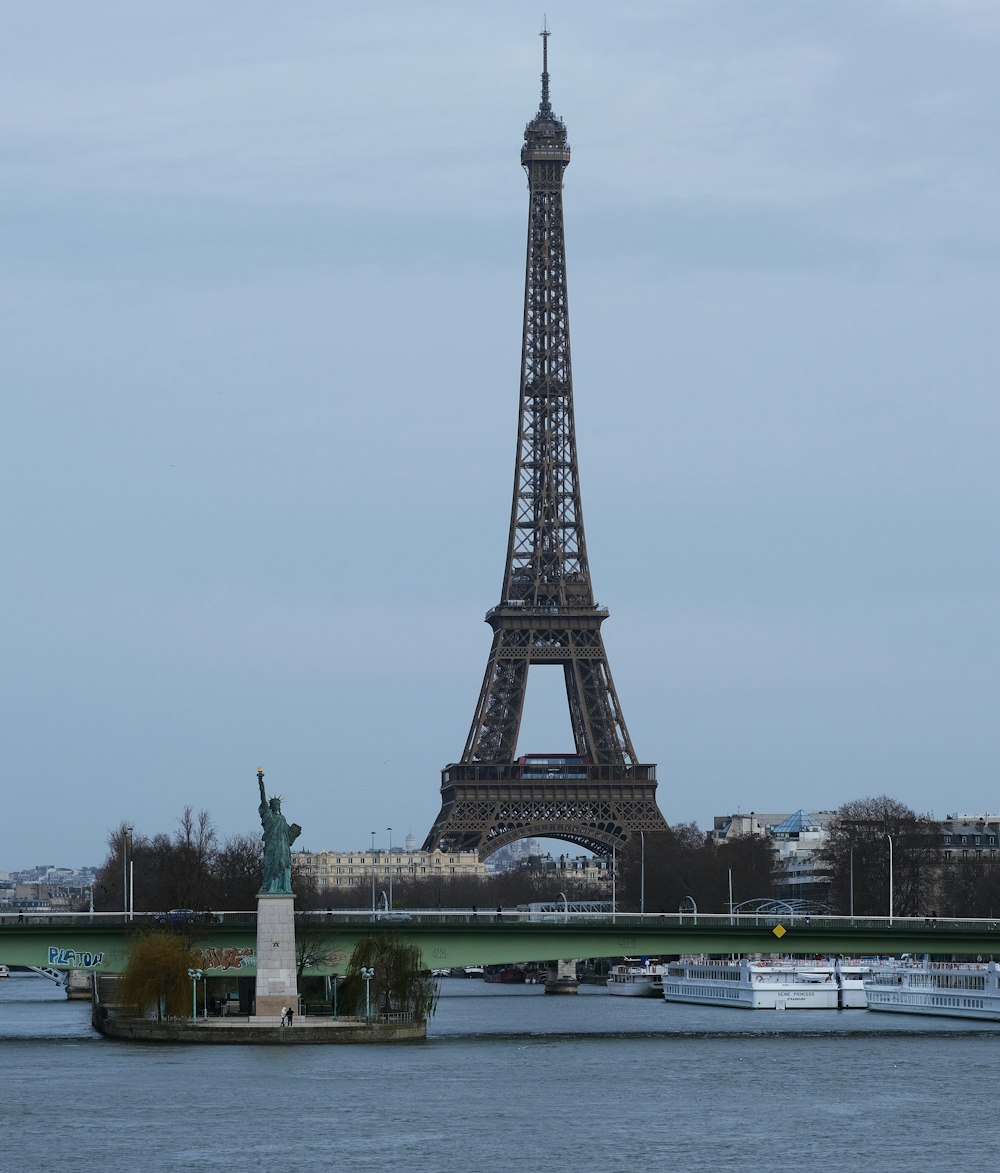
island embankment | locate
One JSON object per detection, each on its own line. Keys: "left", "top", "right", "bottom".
{"left": 92, "top": 1003, "right": 425, "bottom": 1044}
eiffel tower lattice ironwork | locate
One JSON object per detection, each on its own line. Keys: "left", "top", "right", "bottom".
{"left": 423, "top": 31, "right": 670, "bottom": 860}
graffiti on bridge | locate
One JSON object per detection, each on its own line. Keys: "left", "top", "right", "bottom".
{"left": 193, "top": 946, "right": 255, "bottom": 971}
{"left": 48, "top": 946, "right": 104, "bottom": 968}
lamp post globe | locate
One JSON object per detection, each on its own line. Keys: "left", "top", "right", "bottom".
{"left": 360, "top": 966, "right": 375, "bottom": 1024}
{"left": 186, "top": 968, "right": 203, "bottom": 1023}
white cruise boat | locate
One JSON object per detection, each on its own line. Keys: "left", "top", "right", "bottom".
{"left": 662, "top": 957, "right": 871, "bottom": 1010}
{"left": 865, "top": 959, "right": 1000, "bottom": 1021}
{"left": 606, "top": 959, "right": 664, "bottom": 998}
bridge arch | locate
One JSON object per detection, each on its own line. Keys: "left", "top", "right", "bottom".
{"left": 733, "top": 898, "right": 833, "bottom": 917}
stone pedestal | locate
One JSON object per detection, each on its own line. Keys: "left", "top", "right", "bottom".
{"left": 252, "top": 893, "right": 298, "bottom": 1018}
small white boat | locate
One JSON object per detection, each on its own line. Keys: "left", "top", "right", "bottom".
{"left": 662, "top": 957, "right": 871, "bottom": 1010}
{"left": 865, "top": 959, "right": 1000, "bottom": 1021}
{"left": 0, "top": 965, "right": 10, "bottom": 979}
{"left": 606, "top": 959, "right": 664, "bottom": 998}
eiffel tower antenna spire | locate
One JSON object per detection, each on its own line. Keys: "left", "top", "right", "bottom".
{"left": 540, "top": 17, "right": 551, "bottom": 114}
{"left": 423, "top": 36, "right": 669, "bottom": 860}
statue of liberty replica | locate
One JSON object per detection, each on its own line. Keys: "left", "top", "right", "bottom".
{"left": 252, "top": 768, "right": 302, "bottom": 1020}
{"left": 258, "top": 769, "right": 301, "bottom": 894}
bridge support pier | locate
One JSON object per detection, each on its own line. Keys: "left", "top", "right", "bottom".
{"left": 252, "top": 893, "right": 298, "bottom": 1019}
{"left": 65, "top": 969, "right": 92, "bottom": 1000}
{"left": 545, "top": 959, "right": 579, "bottom": 995}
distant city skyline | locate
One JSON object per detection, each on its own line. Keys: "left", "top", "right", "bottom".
{"left": 10, "top": 796, "right": 1000, "bottom": 877}
{"left": 3, "top": 2, "right": 999, "bottom": 870}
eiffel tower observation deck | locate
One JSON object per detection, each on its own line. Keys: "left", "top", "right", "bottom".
{"left": 423, "top": 29, "right": 669, "bottom": 860}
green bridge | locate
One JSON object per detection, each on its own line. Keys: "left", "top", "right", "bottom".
{"left": 3, "top": 910, "right": 1000, "bottom": 978}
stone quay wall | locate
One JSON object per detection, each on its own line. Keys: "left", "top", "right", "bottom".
{"left": 92, "top": 1006, "right": 426, "bottom": 1045}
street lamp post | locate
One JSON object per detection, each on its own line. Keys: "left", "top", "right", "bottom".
{"left": 886, "top": 833, "right": 894, "bottom": 924}
{"left": 187, "top": 968, "right": 203, "bottom": 1024}
{"left": 639, "top": 830, "right": 645, "bottom": 915}
{"left": 387, "top": 826, "right": 393, "bottom": 911}
{"left": 611, "top": 845, "right": 617, "bottom": 922}
{"left": 361, "top": 966, "right": 375, "bottom": 1024}
{"left": 123, "top": 826, "right": 133, "bottom": 918}
{"left": 849, "top": 842, "right": 855, "bottom": 918}
{"left": 370, "top": 831, "right": 376, "bottom": 915}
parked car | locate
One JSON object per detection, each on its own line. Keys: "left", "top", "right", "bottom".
{"left": 154, "top": 908, "right": 196, "bottom": 923}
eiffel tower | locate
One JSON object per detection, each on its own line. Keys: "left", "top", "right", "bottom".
{"left": 423, "top": 30, "right": 669, "bottom": 859}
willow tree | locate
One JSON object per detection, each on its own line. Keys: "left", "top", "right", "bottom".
{"left": 117, "top": 932, "right": 196, "bottom": 1020}
{"left": 340, "top": 936, "right": 438, "bottom": 1022}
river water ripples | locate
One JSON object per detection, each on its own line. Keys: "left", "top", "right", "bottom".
{"left": 2, "top": 974, "right": 998, "bottom": 1170}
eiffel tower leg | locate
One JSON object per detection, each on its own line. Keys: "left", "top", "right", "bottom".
{"left": 462, "top": 631, "right": 529, "bottom": 764}
{"left": 562, "top": 635, "right": 637, "bottom": 766}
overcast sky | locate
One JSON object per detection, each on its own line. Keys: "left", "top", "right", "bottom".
{"left": 3, "top": 1, "right": 998, "bottom": 871}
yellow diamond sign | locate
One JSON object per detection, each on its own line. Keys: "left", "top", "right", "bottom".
{"left": 772, "top": 924, "right": 786, "bottom": 939}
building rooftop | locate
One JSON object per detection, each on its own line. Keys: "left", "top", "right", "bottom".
{"left": 771, "top": 809, "right": 826, "bottom": 836}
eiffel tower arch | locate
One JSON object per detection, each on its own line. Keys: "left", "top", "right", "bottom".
{"left": 423, "top": 31, "right": 670, "bottom": 861}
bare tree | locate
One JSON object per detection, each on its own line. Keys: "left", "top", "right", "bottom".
{"left": 214, "top": 833, "right": 262, "bottom": 910}
{"left": 617, "top": 824, "right": 779, "bottom": 914}
{"left": 96, "top": 813, "right": 247, "bottom": 912}
{"left": 169, "top": 807, "right": 218, "bottom": 910}
{"left": 716, "top": 834, "right": 780, "bottom": 911}
{"left": 295, "top": 927, "right": 342, "bottom": 979}
{"left": 819, "top": 796, "right": 940, "bottom": 916}
{"left": 938, "top": 854, "right": 1000, "bottom": 918}
{"left": 93, "top": 822, "right": 149, "bottom": 912}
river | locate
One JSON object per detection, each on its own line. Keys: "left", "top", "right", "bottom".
{"left": 2, "top": 973, "right": 998, "bottom": 1170}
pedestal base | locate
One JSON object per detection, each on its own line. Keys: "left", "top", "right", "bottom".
{"left": 252, "top": 893, "right": 298, "bottom": 1019}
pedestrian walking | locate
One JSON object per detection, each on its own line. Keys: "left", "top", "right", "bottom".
{"left": 280, "top": 1005, "right": 289, "bottom": 1026}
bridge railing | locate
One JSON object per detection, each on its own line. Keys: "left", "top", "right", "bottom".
{"left": 3, "top": 909, "right": 1000, "bottom": 937}
{"left": 0, "top": 911, "right": 258, "bottom": 928}
{"left": 293, "top": 909, "right": 1000, "bottom": 936}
